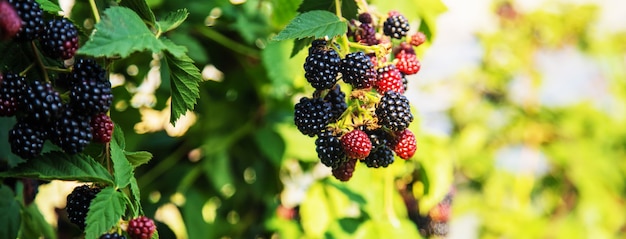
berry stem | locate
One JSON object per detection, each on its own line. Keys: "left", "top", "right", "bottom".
{"left": 88, "top": 0, "right": 101, "bottom": 23}
{"left": 334, "top": 0, "right": 343, "bottom": 19}
{"left": 30, "top": 41, "right": 51, "bottom": 83}
{"left": 44, "top": 66, "right": 72, "bottom": 73}
{"left": 19, "top": 63, "right": 35, "bottom": 76}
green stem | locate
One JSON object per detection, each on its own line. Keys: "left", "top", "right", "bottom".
{"left": 335, "top": 0, "right": 343, "bottom": 19}
{"left": 30, "top": 41, "right": 50, "bottom": 83}
{"left": 19, "top": 63, "right": 35, "bottom": 76}
{"left": 194, "top": 26, "right": 260, "bottom": 57}
{"left": 88, "top": 0, "right": 101, "bottom": 23}
{"left": 44, "top": 66, "right": 71, "bottom": 73}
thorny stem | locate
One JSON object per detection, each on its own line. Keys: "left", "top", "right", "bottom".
{"left": 89, "top": 0, "right": 101, "bottom": 23}
{"left": 30, "top": 41, "right": 50, "bottom": 83}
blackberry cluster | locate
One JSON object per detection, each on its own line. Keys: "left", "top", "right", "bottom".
{"left": 383, "top": 12, "right": 410, "bottom": 39}
{"left": 1, "top": 58, "right": 113, "bottom": 159}
{"left": 303, "top": 40, "right": 341, "bottom": 90}
{"left": 66, "top": 185, "right": 101, "bottom": 230}
{"left": 7, "top": 0, "right": 44, "bottom": 41}
{"left": 294, "top": 9, "right": 426, "bottom": 181}
{"left": 40, "top": 18, "right": 79, "bottom": 59}
{"left": 376, "top": 91, "right": 413, "bottom": 132}
{"left": 340, "top": 51, "right": 375, "bottom": 89}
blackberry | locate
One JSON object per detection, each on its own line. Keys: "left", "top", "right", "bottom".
{"left": 323, "top": 85, "right": 347, "bottom": 122}
{"left": 69, "top": 59, "right": 112, "bottom": 115}
{"left": 391, "top": 129, "right": 417, "bottom": 159}
{"left": 401, "top": 74, "right": 408, "bottom": 92}
{"left": 376, "top": 64, "right": 404, "bottom": 94}
{"left": 21, "top": 80, "right": 63, "bottom": 122}
{"left": 362, "top": 146, "right": 394, "bottom": 168}
{"left": 127, "top": 216, "right": 157, "bottom": 239}
{"left": 0, "top": 0, "right": 22, "bottom": 40}
{"left": 91, "top": 113, "right": 113, "bottom": 143}
{"left": 376, "top": 91, "right": 413, "bottom": 131}
{"left": 355, "top": 23, "right": 378, "bottom": 46}
{"left": 358, "top": 13, "right": 373, "bottom": 24}
{"left": 340, "top": 51, "right": 375, "bottom": 89}
{"left": 67, "top": 58, "right": 107, "bottom": 88}
{"left": 66, "top": 185, "right": 101, "bottom": 230}
{"left": 7, "top": 0, "right": 44, "bottom": 41}
{"left": 315, "top": 130, "right": 345, "bottom": 168}
{"left": 366, "top": 128, "right": 391, "bottom": 149}
{"left": 341, "top": 129, "right": 372, "bottom": 159}
{"left": 303, "top": 40, "right": 341, "bottom": 90}
{"left": 49, "top": 107, "right": 92, "bottom": 154}
{"left": 100, "top": 233, "right": 126, "bottom": 239}
{"left": 0, "top": 73, "right": 27, "bottom": 116}
{"left": 40, "top": 18, "right": 79, "bottom": 59}
{"left": 332, "top": 158, "right": 356, "bottom": 181}
{"left": 9, "top": 120, "right": 46, "bottom": 159}
{"left": 383, "top": 12, "right": 410, "bottom": 39}
{"left": 395, "top": 51, "right": 421, "bottom": 75}
{"left": 410, "top": 32, "right": 427, "bottom": 47}
{"left": 294, "top": 97, "right": 332, "bottom": 137}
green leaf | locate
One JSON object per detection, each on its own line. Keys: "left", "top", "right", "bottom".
{"left": 299, "top": 183, "right": 332, "bottom": 238}
{"left": 112, "top": 123, "right": 125, "bottom": 149}
{"left": 157, "top": 9, "right": 189, "bottom": 33}
{"left": 273, "top": 10, "right": 347, "bottom": 41}
{"left": 18, "top": 203, "right": 57, "bottom": 239}
{"left": 161, "top": 37, "right": 188, "bottom": 58}
{"left": 111, "top": 135, "right": 133, "bottom": 188}
{"left": 128, "top": 177, "right": 141, "bottom": 217}
{"left": 84, "top": 187, "right": 127, "bottom": 239}
{"left": 201, "top": 151, "right": 234, "bottom": 196}
{"left": 253, "top": 126, "right": 285, "bottom": 166}
{"left": 35, "top": 0, "right": 63, "bottom": 14}
{"left": 290, "top": 37, "right": 313, "bottom": 58}
{"left": 125, "top": 151, "right": 153, "bottom": 168}
{"left": 78, "top": 7, "right": 167, "bottom": 58}
{"left": 297, "top": 0, "right": 358, "bottom": 20}
{"left": 119, "top": 0, "right": 156, "bottom": 25}
{"left": 0, "top": 186, "right": 19, "bottom": 239}
{"left": 0, "top": 152, "right": 114, "bottom": 185}
{"left": 163, "top": 52, "right": 201, "bottom": 126}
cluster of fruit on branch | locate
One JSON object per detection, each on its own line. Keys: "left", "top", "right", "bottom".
{"left": 294, "top": 10, "right": 427, "bottom": 181}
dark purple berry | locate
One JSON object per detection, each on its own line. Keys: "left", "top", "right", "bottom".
{"left": 294, "top": 97, "right": 332, "bottom": 137}
{"left": 7, "top": 0, "right": 44, "bottom": 41}
{"left": 49, "top": 107, "right": 92, "bottom": 154}
{"left": 40, "top": 18, "right": 79, "bottom": 59}
{"left": 66, "top": 185, "right": 100, "bottom": 230}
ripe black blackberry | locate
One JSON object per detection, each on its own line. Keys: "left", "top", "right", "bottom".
{"left": 332, "top": 158, "right": 357, "bottom": 181}
{"left": 69, "top": 59, "right": 112, "bottom": 115}
{"left": 294, "top": 97, "right": 332, "bottom": 137}
{"left": 323, "top": 85, "right": 347, "bottom": 122}
{"left": 315, "top": 130, "right": 345, "bottom": 168}
{"left": 7, "top": 0, "right": 44, "bottom": 41}
{"left": 366, "top": 128, "right": 391, "bottom": 149}
{"left": 100, "top": 232, "right": 126, "bottom": 239}
{"left": 303, "top": 40, "right": 341, "bottom": 90}
{"left": 375, "top": 91, "right": 413, "bottom": 131}
{"left": 9, "top": 120, "right": 46, "bottom": 159}
{"left": 49, "top": 107, "right": 92, "bottom": 154}
{"left": 66, "top": 185, "right": 101, "bottom": 230}
{"left": 0, "top": 73, "right": 27, "bottom": 116}
{"left": 362, "top": 146, "right": 394, "bottom": 168}
{"left": 383, "top": 12, "right": 410, "bottom": 39}
{"left": 40, "top": 18, "right": 79, "bottom": 59}
{"left": 21, "top": 80, "right": 63, "bottom": 122}
{"left": 340, "top": 51, "right": 375, "bottom": 89}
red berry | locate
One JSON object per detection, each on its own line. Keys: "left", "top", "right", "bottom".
{"left": 391, "top": 129, "right": 417, "bottom": 159}
{"left": 410, "top": 32, "right": 427, "bottom": 47}
{"left": 375, "top": 64, "right": 404, "bottom": 94}
{"left": 395, "top": 51, "right": 421, "bottom": 75}
{"left": 127, "top": 216, "right": 156, "bottom": 239}
{"left": 91, "top": 113, "right": 113, "bottom": 143}
{"left": 341, "top": 129, "right": 372, "bottom": 159}
{"left": 0, "top": 1, "right": 22, "bottom": 40}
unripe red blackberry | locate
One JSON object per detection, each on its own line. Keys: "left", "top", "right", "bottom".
{"left": 40, "top": 18, "right": 79, "bottom": 59}
{"left": 49, "top": 107, "right": 93, "bottom": 154}
{"left": 341, "top": 129, "right": 371, "bottom": 159}
{"left": 0, "top": 1, "right": 22, "bottom": 40}
{"left": 376, "top": 64, "right": 404, "bottom": 94}
{"left": 303, "top": 40, "right": 341, "bottom": 90}
{"left": 7, "top": 0, "right": 44, "bottom": 41}
{"left": 9, "top": 120, "right": 46, "bottom": 159}
{"left": 66, "top": 185, "right": 101, "bottom": 230}
{"left": 0, "top": 72, "right": 27, "bottom": 116}
{"left": 315, "top": 130, "right": 345, "bottom": 168}
{"left": 383, "top": 11, "right": 410, "bottom": 39}
{"left": 91, "top": 113, "right": 113, "bottom": 143}
{"left": 376, "top": 91, "right": 413, "bottom": 131}
{"left": 332, "top": 158, "right": 356, "bottom": 181}
{"left": 340, "top": 51, "right": 375, "bottom": 89}
{"left": 294, "top": 97, "right": 332, "bottom": 137}
{"left": 410, "top": 32, "right": 427, "bottom": 47}
{"left": 21, "top": 80, "right": 63, "bottom": 123}
{"left": 127, "top": 216, "right": 157, "bottom": 239}
{"left": 391, "top": 129, "right": 417, "bottom": 159}
{"left": 395, "top": 51, "right": 421, "bottom": 75}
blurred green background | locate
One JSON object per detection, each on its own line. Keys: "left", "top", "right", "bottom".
{"left": 33, "top": 0, "right": 626, "bottom": 238}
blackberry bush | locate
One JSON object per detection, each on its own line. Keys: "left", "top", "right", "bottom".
{"left": 40, "top": 18, "right": 79, "bottom": 59}
{"left": 66, "top": 185, "right": 101, "bottom": 230}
